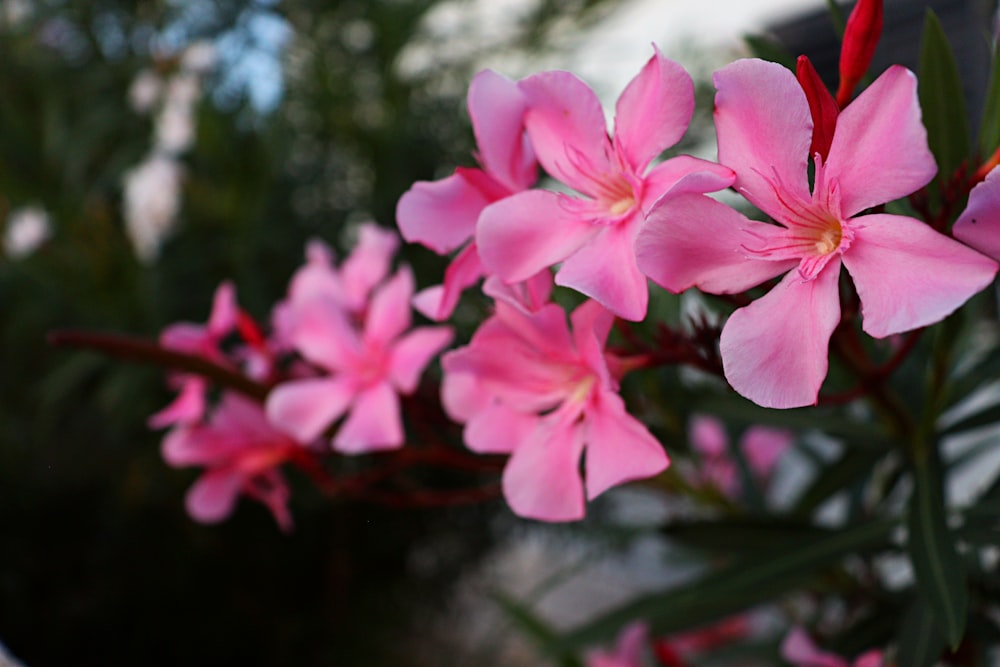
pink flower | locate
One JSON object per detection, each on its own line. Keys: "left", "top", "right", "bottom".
{"left": 476, "top": 47, "right": 734, "bottom": 321}
{"left": 636, "top": 58, "right": 998, "bottom": 408}
{"left": 586, "top": 622, "right": 648, "bottom": 667}
{"left": 953, "top": 166, "right": 1000, "bottom": 261}
{"left": 689, "top": 415, "right": 792, "bottom": 498}
{"left": 149, "top": 281, "right": 239, "bottom": 428}
{"left": 441, "top": 299, "right": 668, "bottom": 521}
{"left": 396, "top": 69, "right": 538, "bottom": 321}
{"left": 267, "top": 266, "right": 453, "bottom": 453}
{"left": 162, "top": 392, "right": 300, "bottom": 532}
{"left": 781, "top": 627, "right": 884, "bottom": 667}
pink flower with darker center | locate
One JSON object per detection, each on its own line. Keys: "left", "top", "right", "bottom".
{"left": 476, "top": 47, "right": 734, "bottom": 321}
{"left": 162, "top": 392, "right": 301, "bottom": 532}
{"left": 442, "top": 299, "right": 667, "bottom": 521}
{"left": 636, "top": 58, "right": 998, "bottom": 408}
{"left": 689, "top": 415, "right": 792, "bottom": 499}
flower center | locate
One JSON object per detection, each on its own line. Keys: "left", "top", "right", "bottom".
{"left": 811, "top": 217, "right": 843, "bottom": 255}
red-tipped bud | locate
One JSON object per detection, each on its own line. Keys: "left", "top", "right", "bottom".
{"left": 836, "top": 0, "right": 884, "bottom": 107}
{"left": 796, "top": 55, "right": 840, "bottom": 161}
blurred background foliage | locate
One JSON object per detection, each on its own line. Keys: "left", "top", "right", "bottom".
{"left": 0, "top": 0, "right": 628, "bottom": 664}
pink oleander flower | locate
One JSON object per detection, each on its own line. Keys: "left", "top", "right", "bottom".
{"left": 267, "top": 266, "right": 453, "bottom": 453}
{"left": 441, "top": 299, "right": 668, "bottom": 521}
{"left": 689, "top": 415, "right": 792, "bottom": 499}
{"left": 396, "top": 69, "right": 538, "bottom": 321}
{"left": 273, "top": 224, "right": 399, "bottom": 348}
{"left": 162, "top": 392, "right": 301, "bottom": 532}
{"left": 586, "top": 621, "right": 648, "bottom": 667}
{"left": 636, "top": 58, "right": 998, "bottom": 408}
{"left": 781, "top": 627, "right": 884, "bottom": 667}
{"left": 476, "top": 47, "right": 734, "bottom": 321}
{"left": 953, "top": 166, "right": 1000, "bottom": 261}
{"left": 149, "top": 280, "right": 239, "bottom": 428}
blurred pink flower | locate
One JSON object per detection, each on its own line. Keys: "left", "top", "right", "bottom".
{"left": 586, "top": 622, "right": 648, "bottom": 667}
{"left": 953, "top": 166, "right": 1000, "bottom": 261}
{"left": 267, "top": 267, "right": 452, "bottom": 453}
{"left": 162, "top": 392, "right": 301, "bottom": 532}
{"left": 637, "top": 58, "right": 997, "bottom": 408}
{"left": 397, "top": 69, "right": 538, "bottom": 321}
{"left": 781, "top": 627, "right": 884, "bottom": 667}
{"left": 477, "top": 47, "right": 733, "bottom": 321}
{"left": 442, "top": 299, "right": 667, "bottom": 521}
{"left": 689, "top": 415, "right": 793, "bottom": 498}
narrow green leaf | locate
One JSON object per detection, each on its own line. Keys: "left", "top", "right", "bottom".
{"left": 896, "top": 597, "right": 947, "bottom": 667}
{"left": 940, "top": 401, "right": 1000, "bottom": 437}
{"left": 549, "top": 518, "right": 894, "bottom": 652}
{"left": 492, "top": 593, "right": 585, "bottom": 667}
{"left": 907, "top": 445, "right": 968, "bottom": 648}
{"left": 792, "top": 446, "right": 886, "bottom": 516}
{"left": 918, "top": 10, "right": 971, "bottom": 182}
{"left": 743, "top": 34, "right": 796, "bottom": 70}
{"left": 979, "top": 40, "right": 1000, "bottom": 156}
{"left": 825, "top": 0, "right": 846, "bottom": 37}
{"left": 664, "top": 516, "right": 828, "bottom": 554}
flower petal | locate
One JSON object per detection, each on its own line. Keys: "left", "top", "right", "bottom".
{"left": 266, "top": 377, "right": 355, "bottom": 443}
{"left": 519, "top": 70, "right": 613, "bottom": 196}
{"left": 338, "top": 223, "right": 399, "bottom": 310}
{"left": 469, "top": 69, "right": 536, "bottom": 192}
{"left": 365, "top": 267, "right": 414, "bottom": 347}
{"left": 333, "top": 382, "right": 403, "bottom": 453}
{"left": 396, "top": 170, "right": 491, "bottom": 253}
{"left": 440, "top": 371, "right": 491, "bottom": 422}
{"left": 412, "top": 243, "right": 485, "bottom": 321}
{"left": 824, "top": 66, "right": 936, "bottom": 217}
{"left": 465, "top": 401, "right": 538, "bottom": 454}
{"left": 288, "top": 295, "right": 360, "bottom": 371}
{"left": 639, "top": 156, "right": 735, "bottom": 210}
{"left": 842, "top": 214, "right": 998, "bottom": 337}
{"left": 953, "top": 167, "right": 1000, "bottom": 261}
{"left": 636, "top": 193, "right": 796, "bottom": 294}
{"left": 502, "top": 410, "right": 587, "bottom": 521}
{"left": 721, "top": 261, "right": 841, "bottom": 409}
{"left": 584, "top": 389, "right": 668, "bottom": 500}
{"left": 185, "top": 469, "right": 243, "bottom": 524}
{"left": 477, "top": 189, "right": 596, "bottom": 283}
{"left": 614, "top": 48, "right": 694, "bottom": 172}
{"left": 780, "top": 627, "right": 847, "bottom": 667}
{"left": 713, "top": 59, "right": 813, "bottom": 221}
{"left": 555, "top": 218, "right": 649, "bottom": 320}
{"left": 389, "top": 325, "right": 453, "bottom": 393}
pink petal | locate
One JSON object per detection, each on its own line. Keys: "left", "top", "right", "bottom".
{"left": 148, "top": 377, "right": 207, "bottom": 428}
{"left": 852, "top": 651, "right": 885, "bottom": 667}
{"left": 288, "top": 295, "right": 360, "bottom": 371}
{"left": 713, "top": 59, "right": 813, "bottom": 221}
{"left": 690, "top": 415, "right": 728, "bottom": 457}
{"left": 396, "top": 170, "right": 491, "bottom": 253}
{"left": 501, "top": 409, "right": 587, "bottom": 521}
{"left": 339, "top": 223, "right": 399, "bottom": 310}
{"left": 842, "top": 214, "right": 998, "bottom": 338}
{"left": 244, "top": 468, "right": 294, "bottom": 533}
{"left": 160, "top": 322, "right": 210, "bottom": 355}
{"left": 741, "top": 426, "right": 793, "bottom": 479}
{"left": 389, "top": 325, "right": 453, "bottom": 393}
{"left": 636, "top": 193, "right": 795, "bottom": 294}
{"left": 265, "top": 376, "right": 355, "bottom": 443}
{"left": 519, "top": 70, "right": 613, "bottom": 196}
{"left": 465, "top": 401, "right": 539, "bottom": 454}
{"left": 364, "top": 267, "right": 414, "bottom": 347}
{"left": 639, "top": 156, "right": 735, "bottom": 210}
{"left": 583, "top": 389, "right": 668, "bottom": 500}
{"left": 207, "top": 281, "right": 239, "bottom": 337}
{"left": 412, "top": 243, "right": 485, "bottom": 321}
{"left": 953, "top": 167, "right": 1000, "bottom": 261}
{"left": 824, "top": 66, "right": 936, "bottom": 218}
{"left": 477, "top": 189, "right": 596, "bottom": 283}
{"left": 469, "top": 69, "right": 536, "bottom": 192}
{"left": 185, "top": 469, "right": 243, "bottom": 524}
{"left": 780, "top": 627, "right": 848, "bottom": 667}
{"left": 440, "top": 371, "right": 491, "bottom": 422}
{"left": 483, "top": 268, "right": 554, "bottom": 314}
{"left": 333, "top": 382, "right": 404, "bottom": 453}
{"left": 570, "top": 299, "right": 614, "bottom": 386}
{"left": 554, "top": 217, "right": 648, "bottom": 321}
{"left": 162, "top": 424, "right": 219, "bottom": 467}
{"left": 614, "top": 48, "right": 693, "bottom": 172}
{"left": 720, "top": 261, "right": 841, "bottom": 409}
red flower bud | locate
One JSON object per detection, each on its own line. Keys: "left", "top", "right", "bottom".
{"left": 836, "top": 0, "right": 884, "bottom": 107}
{"left": 796, "top": 55, "right": 840, "bottom": 161}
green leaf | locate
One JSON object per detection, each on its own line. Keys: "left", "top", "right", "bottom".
{"left": 492, "top": 592, "right": 585, "bottom": 667}
{"left": 825, "top": 0, "right": 846, "bottom": 37}
{"left": 896, "top": 596, "right": 947, "bottom": 667}
{"left": 979, "top": 40, "right": 1000, "bottom": 156}
{"left": 907, "top": 443, "right": 968, "bottom": 648}
{"left": 743, "top": 34, "right": 796, "bottom": 70}
{"left": 918, "top": 10, "right": 971, "bottom": 182}
{"left": 792, "top": 445, "right": 887, "bottom": 516}
{"left": 940, "top": 401, "right": 1000, "bottom": 437}
{"left": 549, "top": 518, "right": 894, "bottom": 653}
{"left": 664, "top": 516, "right": 830, "bottom": 554}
